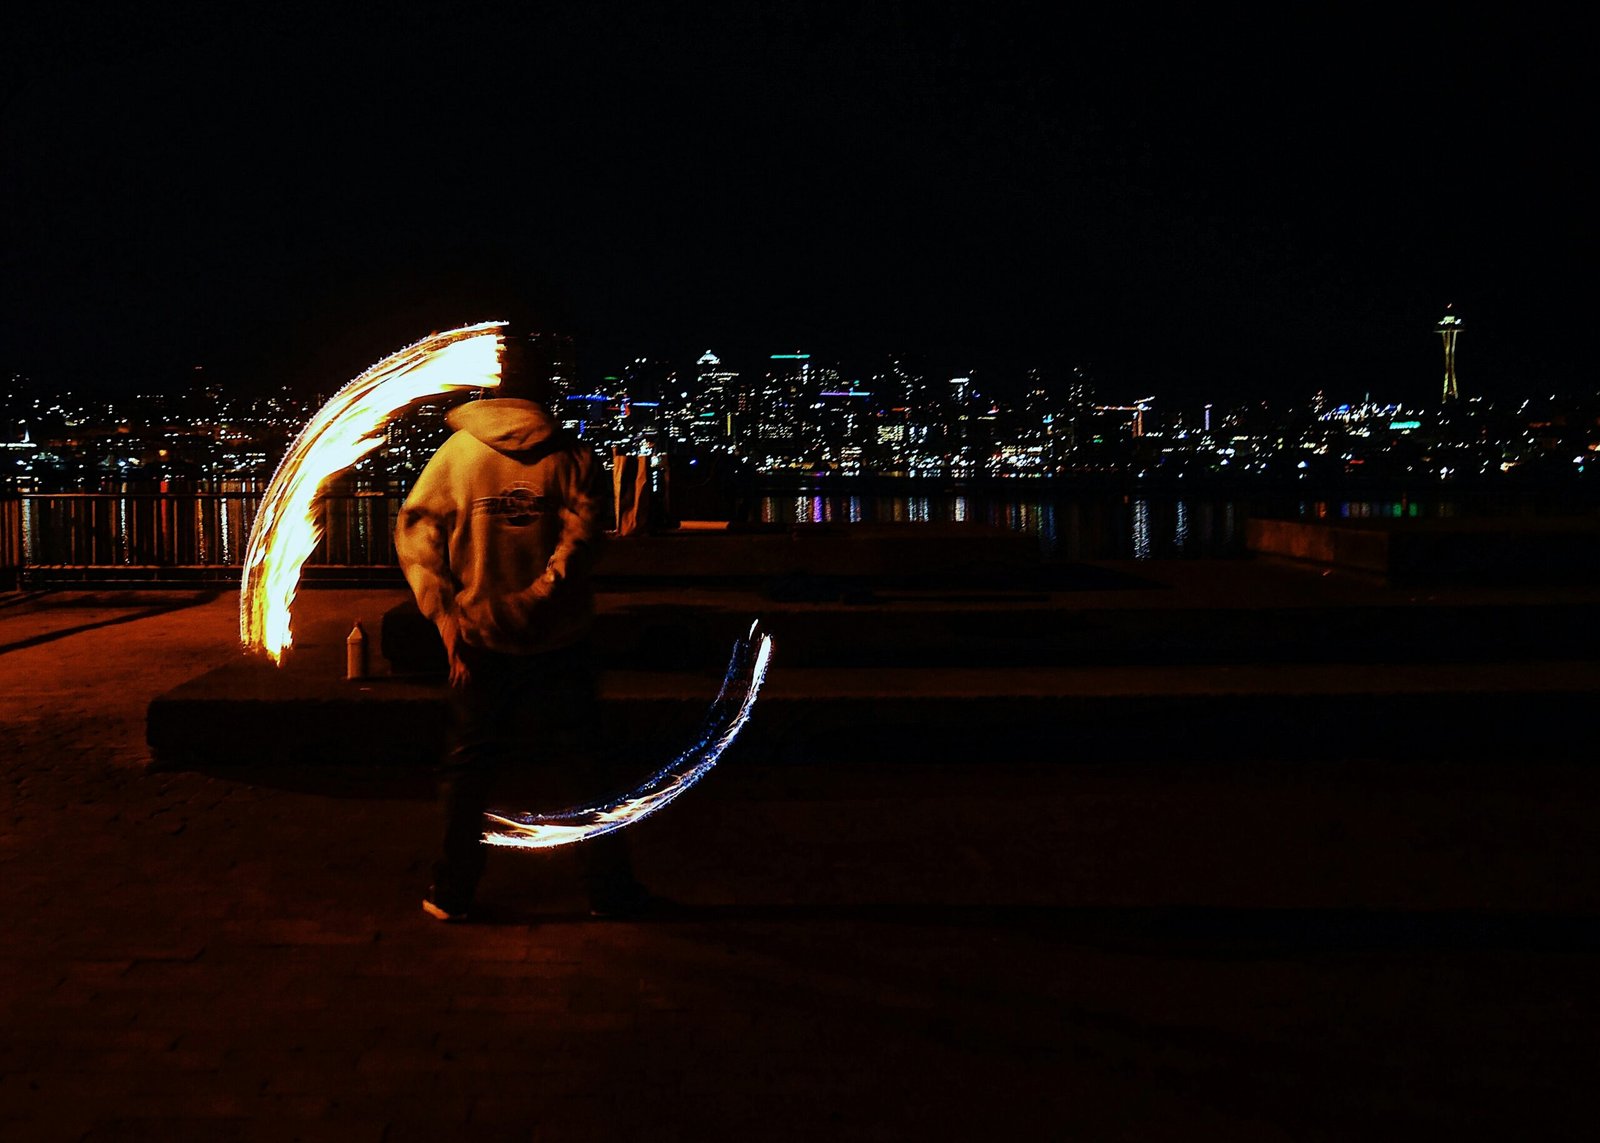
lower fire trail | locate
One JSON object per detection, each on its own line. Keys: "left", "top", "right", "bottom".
{"left": 483, "top": 622, "right": 775, "bottom": 848}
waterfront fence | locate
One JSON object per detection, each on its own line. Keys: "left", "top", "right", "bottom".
{"left": 1, "top": 497, "right": 21, "bottom": 590}
{"left": 2, "top": 491, "right": 407, "bottom": 585}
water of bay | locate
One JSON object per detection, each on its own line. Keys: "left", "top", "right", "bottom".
{"left": 756, "top": 490, "right": 1487, "bottom": 561}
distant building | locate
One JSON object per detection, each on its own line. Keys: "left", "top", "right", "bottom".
{"left": 752, "top": 353, "right": 810, "bottom": 468}
{"left": 1436, "top": 307, "right": 1463, "bottom": 403}
{"left": 512, "top": 330, "right": 577, "bottom": 404}
{"left": 686, "top": 351, "right": 740, "bottom": 451}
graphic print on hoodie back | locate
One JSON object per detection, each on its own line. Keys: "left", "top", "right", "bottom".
{"left": 395, "top": 398, "right": 605, "bottom": 655}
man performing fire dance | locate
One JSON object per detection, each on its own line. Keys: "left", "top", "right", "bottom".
{"left": 395, "top": 329, "right": 647, "bottom": 922}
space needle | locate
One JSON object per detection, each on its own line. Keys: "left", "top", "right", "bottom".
{"left": 1436, "top": 306, "right": 1463, "bottom": 402}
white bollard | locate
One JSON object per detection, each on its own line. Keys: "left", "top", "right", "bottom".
{"left": 346, "top": 620, "right": 368, "bottom": 680}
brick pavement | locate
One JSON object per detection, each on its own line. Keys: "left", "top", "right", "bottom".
{"left": 1, "top": 588, "right": 1597, "bottom": 1141}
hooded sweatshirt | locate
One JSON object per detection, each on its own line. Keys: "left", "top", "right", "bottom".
{"left": 394, "top": 399, "right": 605, "bottom": 656}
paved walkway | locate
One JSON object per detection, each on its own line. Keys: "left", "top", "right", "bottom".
{"left": 1, "top": 586, "right": 1596, "bottom": 1140}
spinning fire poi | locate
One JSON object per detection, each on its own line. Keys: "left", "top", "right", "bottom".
{"left": 237, "top": 320, "right": 773, "bottom": 851}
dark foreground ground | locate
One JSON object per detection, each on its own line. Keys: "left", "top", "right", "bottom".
{"left": 1, "top": 581, "right": 1597, "bottom": 1141}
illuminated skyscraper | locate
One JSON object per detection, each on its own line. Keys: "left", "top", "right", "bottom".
{"left": 1436, "top": 307, "right": 1463, "bottom": 402}
{"left": 812, "top": 379, "right": 874, "bottom": 471}
{"left": 873, "top": 357, "right": 928, "bottom": 470}
{"left": 618, "top": 357, "right": 671, "bottom": 451}
{"left": 512, "top": 330, "right": 577, "bottom": 404}
{"left": 752, "top": 353, "right": 809, "bottom": 467}
{"left": 689, "top": 350, "right": 741, "bottom": 450}
{"left": 947, "top": 376, "right": 976, "bottom": 471}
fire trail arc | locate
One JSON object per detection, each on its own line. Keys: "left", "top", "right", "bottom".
{"left": 240, "top": 321, "right": 507, "bottom": 661}
{"left": 484, "top": 622, "right": 774, "bottom": 848}
{"left": 238, "top": 320, "right": 774, "bottom": 847}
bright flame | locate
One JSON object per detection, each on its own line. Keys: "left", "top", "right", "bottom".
{"left": 483, "top": 624, "right": 775, "bottom": 849}
{"left": 240, "top": 321, "right": 505, "bottom": 662}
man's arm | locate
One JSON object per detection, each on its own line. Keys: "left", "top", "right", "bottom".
{"left": 534, "top": 443, "right": 606, "bottom": 595}
{"left": 394, "top": 440, "right": 468, "bottom": 682}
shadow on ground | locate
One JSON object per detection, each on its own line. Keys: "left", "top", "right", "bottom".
{"left": 458, "top": 900, "right": 1600, "bottom": 954}
{"left": 0, "top": 590, "right": 220, "bottom": 656}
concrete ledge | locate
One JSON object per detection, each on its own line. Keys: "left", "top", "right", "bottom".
{"left": 138, "top": 564, "right": 1600, "bottom": 771}
{"left": 148, "top": 656, "right": 1600, "bottom": 769}
{"left": 1247, "top": 516, "right": 1600, "bottom": 585}
{"left": 1246, "top": 519, "right": 1390, "bottom": 575}
{"left": 597, "top": 597, "right": 1600, "bottom": 668}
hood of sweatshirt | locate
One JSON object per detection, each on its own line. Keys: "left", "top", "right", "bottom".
{"left": 446, "top": 399, "right": 559, "bottom": 455}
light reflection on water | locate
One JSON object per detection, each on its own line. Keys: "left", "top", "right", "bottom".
{"left": 748, "top": 492, "right": 1509, "bottom": 561}
{"left": 1131, "top": 499, "right": 1151, "bottom": 560}
{"left": 13, "top": 485, "right": 1559, "bottom": 569}
{"left": 753, "top": 492, "right": 1249, "bottom": 560}
{"left": 20, "top": 496, "right": 34, "bottom": 565}
{"left": 1301, "top": 498, "right": 1454, "bottom": 522}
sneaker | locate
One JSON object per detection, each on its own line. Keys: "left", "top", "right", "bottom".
{"left": 422, "top": 888, "right": 470, "bottom": 922}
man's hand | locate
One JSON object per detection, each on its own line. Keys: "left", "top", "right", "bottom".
{"left": 485, "top": 570, "right": 560, "bottom": 639}
{"left": 438, "top": 614, "right": 471, "bottom": 688}
{"left": 451, "top": 569, "right": 563, "bottom": 657}
{"left": 527, "top": 569, "right": 558, "bottom": 603}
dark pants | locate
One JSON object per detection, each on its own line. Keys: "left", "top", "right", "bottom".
{"left": 433, "top": 639, "right": 634, "bottom": 909}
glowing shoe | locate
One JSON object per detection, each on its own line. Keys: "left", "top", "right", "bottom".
{"left": 422, "top": 888, "right": 470, "bottom": 922}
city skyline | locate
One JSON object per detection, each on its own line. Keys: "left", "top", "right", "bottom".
{"left": 6, "top": 329, "right": 1596, "bottom": 489}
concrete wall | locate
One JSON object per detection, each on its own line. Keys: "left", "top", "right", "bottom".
{"left": 1245, "top": 519, "right": 1391, "bottom": 576}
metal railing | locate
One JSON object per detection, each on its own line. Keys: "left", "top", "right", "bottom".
{"left": 0, "top": 497, "right": 21, "bottom": 589}
{"left": 1, "top": 491, "right": 407, "bottom": 584}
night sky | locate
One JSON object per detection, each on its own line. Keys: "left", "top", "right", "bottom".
{"left": 2, "top": 2, "right": 1587, "bottom": 404}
